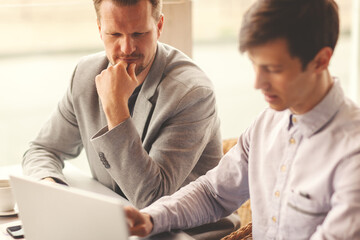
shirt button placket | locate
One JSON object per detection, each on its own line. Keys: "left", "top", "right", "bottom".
{"left": 275, "top": 191, "right": 280, "bottom": 198}
{"left": 292, "top": 116, "right": 297, "bottom": 123}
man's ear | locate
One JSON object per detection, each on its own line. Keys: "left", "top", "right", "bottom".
{"left": 312, "top": 47, "right": 333, "bottom": 73}
{"left": 156, "top": 14, "right": 164, "bottom": 38}
{"left": 97, "top": 18, "right": 103, "bottom": 40}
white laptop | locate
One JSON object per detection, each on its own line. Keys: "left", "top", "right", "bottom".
{"left": 9, "top": 175, "right": 129, "bottom": 240}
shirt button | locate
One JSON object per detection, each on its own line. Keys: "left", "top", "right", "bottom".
{"left": 289, "top": 138, "right": 296, "bottom": 144}
{"left": 293, "top": 117, "right": 297, "bottom": 123}
{"left": 275, "top": 191, "right": 280, "bottom": 197}
{"left": 281, "top": 165, "right": 286, "bottom": 172}
{"left": 272, "top": 216, "right": 277, "bottom": 222}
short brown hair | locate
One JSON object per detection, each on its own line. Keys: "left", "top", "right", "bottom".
{"left": 93, "top": 0, "right": 162, "bottom": 21}
{"left": 239, "top": 0, "right": 339, "bottom": 69}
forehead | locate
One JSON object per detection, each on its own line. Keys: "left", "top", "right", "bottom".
{"left": 99, "top": 0, "right": 154, "bottom": 28}
{"left": 247, "top": 38, "right": 296, "bottom": 65}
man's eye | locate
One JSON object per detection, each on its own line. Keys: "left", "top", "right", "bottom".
{"left": 266, "top": 67, "right": 282, "bottom": 73}
{"left": 132, "top": 32, "right": 145, "bottom": 38}
{"left": 107, "top": 32, "right": 121, "bottom": 37}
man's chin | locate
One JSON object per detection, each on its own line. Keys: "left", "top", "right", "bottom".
{"left": 268, "top": 104, "right": 287, "bottom": 112}
{"left": 135, "top": 66, "right": 145, "bottom": 76}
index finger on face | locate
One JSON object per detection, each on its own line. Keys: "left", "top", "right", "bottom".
{"left": 127, "top": 63, "right": 137, "bottom": 79}
{"left": 114, "top": 60, "right": 128, "bottom": 70}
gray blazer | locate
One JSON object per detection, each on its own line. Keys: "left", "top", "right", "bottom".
{"left": 23, "top": 43, "right": 222, "bottom": 208}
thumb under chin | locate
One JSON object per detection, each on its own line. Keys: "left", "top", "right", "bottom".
{"left": 128, "top": 63, "right": 137, "bottom": 74}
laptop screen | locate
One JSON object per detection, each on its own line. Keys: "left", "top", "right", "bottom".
{"left": 10, "top": 175, "right": 129, "bottom": 240}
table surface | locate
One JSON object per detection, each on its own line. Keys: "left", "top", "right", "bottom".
{"left": 0, "top": 164, "right": 195, "bottom": 240}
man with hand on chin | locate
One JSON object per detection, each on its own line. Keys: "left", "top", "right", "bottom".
{"left": 125, "top": 0, "right": 360, "bottom": 239}
{"left": 23, "top": 0, "right": 223, "bottom": 210}
{"left": 95, "top": 61, "right": 138, "bottom": 130}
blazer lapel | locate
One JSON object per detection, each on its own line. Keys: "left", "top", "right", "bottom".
{"left": 132, "top": 43, "right": 167, "bottom": 141}
{"left": 132, "top": 95, "right": 153, "bottom": 141}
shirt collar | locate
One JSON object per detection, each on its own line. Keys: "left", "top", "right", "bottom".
{"left": 288, "top": 78, "right": 344, "bottom": 138}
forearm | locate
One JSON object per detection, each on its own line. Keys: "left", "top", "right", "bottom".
{"left": 140, "top": 177, "right": 235, "bottom": 235}
{"left": 140, "top": 183, "right": 212, "bottom": 234}
{"left": 23, "top": 88, "right": 83, "bottom": 182}
{"left": 91, "top": 118, "right": 213, "bottom": 208}
{"left": 140, "top": 143, "right": 250, "bottom": 235}
{"left": 23, "top": 146, "right": 67, "bottom": 182}
{"left": 103, "top": 100, "right": 130, "bottom": 130}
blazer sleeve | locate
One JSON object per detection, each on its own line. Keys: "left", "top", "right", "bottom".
{"left": 90, "top": 85, "right": 220, "bottom": 208}
{"left": 22, "top": 68, "right": 83, "bottom": 183}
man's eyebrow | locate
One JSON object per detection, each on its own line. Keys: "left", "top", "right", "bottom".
{"left": 262, "top": 64, "right": 283, "bottom": 68}
{"left": 248, "top": 54, "right": 283, "bottom": 67}
{"left": 252, "top": 62, "right": 283, "bottom": 68}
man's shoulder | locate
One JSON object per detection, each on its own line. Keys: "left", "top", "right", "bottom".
{"left": 77, "top": 51, "right": 108, "bottom": 68}
{"left": 313, "top": 99, "right": 360, "bottom": 161}
{"left": 72, "top": 51, "right": 108, "bottom": 81}
{"left": 69, "top": 51, "right": 108, "bottom": 94}
{"left": 157, "top": 43, "right": 213, "bottom": 91}
{"left": 158, "top": 42, "right": 190, "bottom": 60}
{"left": 332, "top": 98, "right": 360, "bottom": 137}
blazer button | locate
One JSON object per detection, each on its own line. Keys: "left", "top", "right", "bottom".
{"left": 98, "top": 152, "right": 110, "bottom": 168}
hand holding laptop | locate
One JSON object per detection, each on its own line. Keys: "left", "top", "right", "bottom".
{"left": 125, "top": 206, "right": 153, "bottom": 237}
{"left": 41, "top": 177, "right": 56, "bottom": 183}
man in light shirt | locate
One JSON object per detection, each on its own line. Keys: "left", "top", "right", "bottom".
{"left": 124, "top": 0, "right": 360, "bottom": 239}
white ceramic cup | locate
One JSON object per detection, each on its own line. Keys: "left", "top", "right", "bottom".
{"left": 0, "top": 179, "right": 15, "bottom": 212}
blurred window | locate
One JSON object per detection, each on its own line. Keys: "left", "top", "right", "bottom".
{"left": 0, "top": 0, "right": 355, "bottom": 167}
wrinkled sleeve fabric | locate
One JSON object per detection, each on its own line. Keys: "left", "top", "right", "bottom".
{"left": 141, "top": 127, "right": 252, "bottom": 235}
{"left": 22, "top": 67, "right": 82, "bottom": 183}
{"left": 91, "top": 85, "right": 220, "bottom": 208}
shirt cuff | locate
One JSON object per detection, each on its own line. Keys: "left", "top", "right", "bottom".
{"left": 141, "top": 204, "right": 172, "bottom": 236}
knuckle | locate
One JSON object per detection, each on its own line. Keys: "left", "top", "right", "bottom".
{"left": 136, "top": 227, "right": 147, "bottom": 237}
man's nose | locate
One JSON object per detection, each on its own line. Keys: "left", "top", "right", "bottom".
{"left": 253, "top": 67, "right": 269, "bottom": 90}
{"left": 120, "top": 36, "right": 136, "bottom": 55}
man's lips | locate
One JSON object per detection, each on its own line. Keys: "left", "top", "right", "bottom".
{"left": 263, "top": 93, "right": 278, "bottom": 103}
{"left": 119, "top": 58, "right": 138, "bottom": 62}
